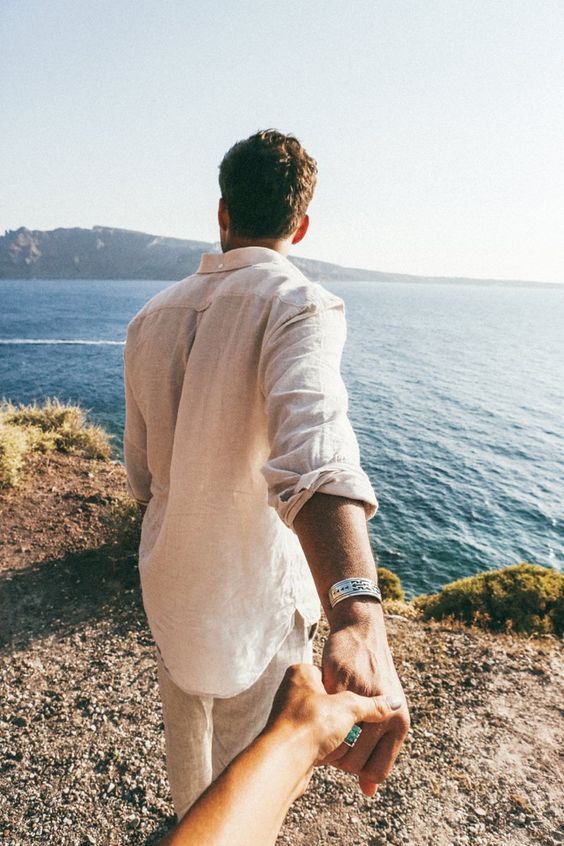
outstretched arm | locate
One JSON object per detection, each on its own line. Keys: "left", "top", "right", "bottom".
{"left": 157, "top": 665, "right": 401, "bottom": 846}
{"left": 294, "top": 492, "right": 410, "bottom": 795}
{"left": 260, "top": 300, "right": 409, "bottom": 795}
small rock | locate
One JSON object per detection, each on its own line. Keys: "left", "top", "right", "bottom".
{"left": 126, "top": 814, "right": 140, "bottom": 830}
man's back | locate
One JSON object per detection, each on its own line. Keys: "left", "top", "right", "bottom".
{"left": 124, "top": 246, "right": 373, "bottom": 697}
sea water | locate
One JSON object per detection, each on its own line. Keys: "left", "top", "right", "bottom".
{"left": 1, "top": 278, "right": 562, "bottom": 596}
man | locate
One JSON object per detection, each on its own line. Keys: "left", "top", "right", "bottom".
{"left": 124, "top": 129, "right": 409, "bottom": 819}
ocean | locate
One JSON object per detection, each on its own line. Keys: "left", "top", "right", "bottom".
{"left": 1, "top": 277, "right": 562, "bottom": 597}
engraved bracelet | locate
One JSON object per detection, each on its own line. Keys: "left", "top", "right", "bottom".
{"left": 328, "top": 578, "right": 382, "bottom": 609}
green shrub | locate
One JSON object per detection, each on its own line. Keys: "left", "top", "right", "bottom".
{"left": 378, "top": 567, "right": 405, "bottom": 602}
{"left": 0, "top": 423, "right": 29, "bottom": 487}
{"left": 414, "top": 563, "right": 564, "bottom": 636}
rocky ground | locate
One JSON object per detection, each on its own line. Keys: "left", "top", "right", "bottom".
{"left": 1, "top": 453, "right": 562, "bottom": 846}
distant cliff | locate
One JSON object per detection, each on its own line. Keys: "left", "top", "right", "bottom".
{"left": 0, "top": 226, "right": 553, "bottom": 286}
{"left": 0, "top": 227, "right": 211, "bottom": 281}
{"left": 0, "top": 225, "right": 390, "bottom": 283}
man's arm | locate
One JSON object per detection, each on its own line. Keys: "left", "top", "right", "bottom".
{"left": 294, "top": 493, "right": 410, "bottom": 795}
{"left": 260, "top": 300, "right": 409, "bottom": 795}
{"left": 157, "top": 665, "right": 401, "bottom": 846}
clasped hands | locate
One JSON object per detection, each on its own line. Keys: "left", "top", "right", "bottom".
{"left": 321, "top": 607, "right": 410, "bottom": 795}
{"left": 272, "top": 600, "right": 410, "bottom": 796}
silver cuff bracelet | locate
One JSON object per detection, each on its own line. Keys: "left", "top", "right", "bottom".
{"left": 328, "top": 577, "right": 382, "bottom": 609}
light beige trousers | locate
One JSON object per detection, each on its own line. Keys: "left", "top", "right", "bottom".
{"left": 156, "top": 611, "right": 315, "bottom": 820}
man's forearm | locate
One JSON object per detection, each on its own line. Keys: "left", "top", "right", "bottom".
{"left": 293, "top": 492, "right": 384, "bottom": 630}
{"left": 293, "top": 492, "right": 408, "bottom": 797}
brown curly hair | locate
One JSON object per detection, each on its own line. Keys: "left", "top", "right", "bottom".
{"left": 218, "top": 129, "right": 318, "bottom": 239}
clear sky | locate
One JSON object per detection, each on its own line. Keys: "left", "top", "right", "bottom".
{"left": 1, "top": 0, "right": 563, "bottom": 282}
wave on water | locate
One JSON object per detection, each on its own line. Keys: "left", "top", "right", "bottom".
{"left": 0, "top": 339, "right": 125, "bottom": 346}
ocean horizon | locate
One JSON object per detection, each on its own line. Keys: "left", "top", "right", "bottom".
{"left": 1, "top": 277, "right": 562, "bottom": 597}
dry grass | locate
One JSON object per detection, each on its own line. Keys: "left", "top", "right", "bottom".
{"left": 383, "top": 599, "right": 421, "bottom": 620}
{"left": 509, "top": 792, "right": 535, "bottom": 814}
{"left": 100, "top": 496, "right": 143, "bottom": 553}
{"left": 0, "top": 399, "right": 113, "bottom": 487}
{"left": 0, "top": 423, "right": 29, "bottom": 487}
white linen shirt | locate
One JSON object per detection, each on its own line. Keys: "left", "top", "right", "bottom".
{"left": 124, "top": 246, "right": 377, "bottom": 697}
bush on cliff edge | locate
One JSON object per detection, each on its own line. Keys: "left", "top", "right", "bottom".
{"left": 414, "top": 563, "right": 563, "bottom": 636}
{"left": 378, "top": 567, "right": 405, "bottom": 602}
{"left": 0, "top": 423, "right": 29, "bottom": 487}
{"left": 0, "top": 399, "right": 112, "bottom": 487}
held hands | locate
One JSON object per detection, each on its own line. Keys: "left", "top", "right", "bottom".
{"left": 291, "top": 494, "right": 409, "bottom": 795}
{"left": 322, "top": 599, "right": 410, "bottom": 796}
{"left": 266, "top": 664, "right": 405, "bottom": 780}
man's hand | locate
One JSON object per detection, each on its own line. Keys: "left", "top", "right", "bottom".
{"left": 293, "top": 493, "right": 410, "bottom": 795}
{"left": 266, "top": 663, "right": 405, "bottom": 769}
{"left": 322, "top": 600, "right": 410, "bottom": 795}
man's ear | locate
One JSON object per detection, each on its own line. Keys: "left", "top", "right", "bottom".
{"left": 218, "top": 198, "right": 230, "bottom": 234}
{"left": 291, "top": 214, "right": 309, "bottom": 245}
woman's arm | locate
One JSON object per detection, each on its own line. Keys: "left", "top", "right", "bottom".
{"left": 158, "top": 664, "right": 402, "bottom": 846}
{"left": 158, "top": 720, "right": 312, "bottom": 846}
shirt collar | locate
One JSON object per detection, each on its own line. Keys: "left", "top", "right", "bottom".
{"left": 197, "top": 246, "right": 290, "bottom": 274}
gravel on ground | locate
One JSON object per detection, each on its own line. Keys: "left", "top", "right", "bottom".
{"left": 1, "top": 453, "right": 562, "bottom": 846}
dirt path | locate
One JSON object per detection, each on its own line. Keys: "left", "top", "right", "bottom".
{"left": 1, "top": 454, "right": 562, "bottom": 845}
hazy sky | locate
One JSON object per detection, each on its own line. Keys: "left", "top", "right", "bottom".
{"left": 2, "top": 0, "right": 563, "bottom": 282}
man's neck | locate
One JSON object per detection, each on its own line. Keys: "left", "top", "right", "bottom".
{"left": 222, "top": 235, "right": 292, "bottom": 256}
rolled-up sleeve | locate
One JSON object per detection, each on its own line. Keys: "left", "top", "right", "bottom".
{"left": 260, "top": 298, "right": 378, "bottom": 529}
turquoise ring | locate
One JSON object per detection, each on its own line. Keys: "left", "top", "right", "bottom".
{"left": 344, "top": 724, "right": 363, "bottom": 748}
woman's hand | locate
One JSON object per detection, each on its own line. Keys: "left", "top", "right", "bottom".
{"left": 159, "top": 664, "right": 405, "bottom": 846}
{"left": 266, "top": 663, "right": 405, "bottom": 769}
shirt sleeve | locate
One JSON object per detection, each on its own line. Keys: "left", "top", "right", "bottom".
{"left": 123, "top": 349, "right": 152, "bottom": 506}
{"left": 259, "top": 298, "right": 378, "bottom": 530}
